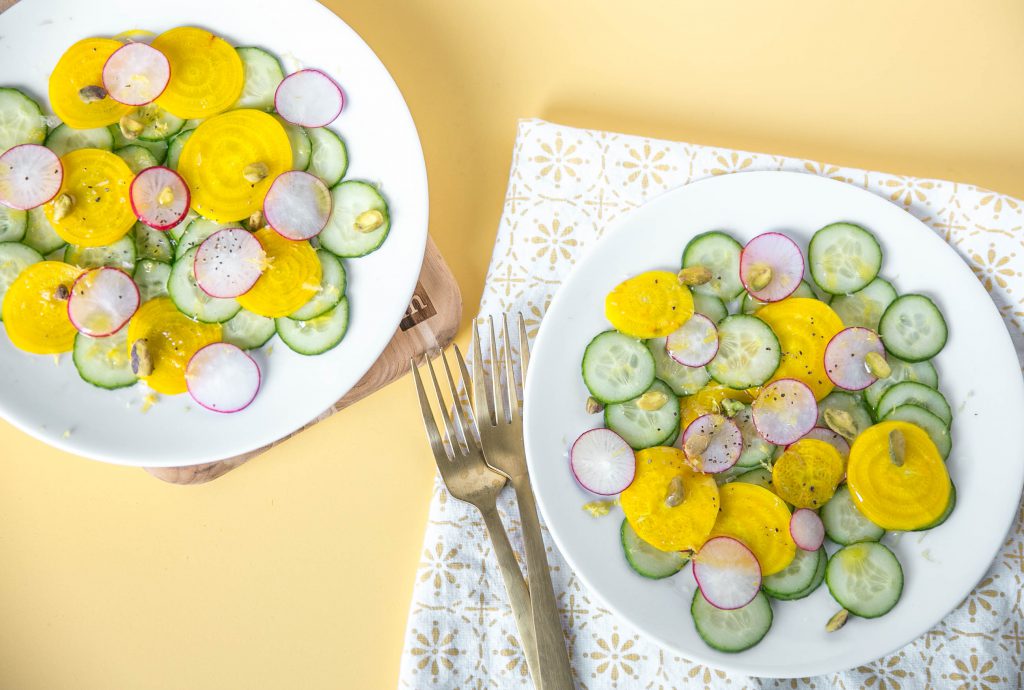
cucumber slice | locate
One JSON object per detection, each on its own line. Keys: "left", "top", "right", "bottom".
{"left": 741, "top": 280, "right": 816, "bottom": 314}
{"left": 233, "top": 47, "right": 285, "bottom": 111}
{"left": 734, "top": 467, "right": 773, "bottom": 491}
{"left": 817, "top": 391, "right": 873, "bottom": 437}
{"left": 829, "top": 277, "right": 897, "bottom": 331}
{"left": 881, "top": 404, "right": 951, "bottom": 460}
{"left": 132, "top": 258, "right": 171, "bottom": 302}
{"left": 0, "top": 206, "right": 27, "bottom": 242}
{"left": 826, "top": 542, "right": 903, "bottom": 618}
{"left": 916, "top": 482, "right": 956, "bottom": 531}
{"left": 115, "top": 144, "right": 160, "bottom": 174}
{"left": 878, "top": 294, "right": 948, "bottom": 362}
{"left": 168, "top": 246, "right": 241, "bottom": 323}
{"left": 64, "top": 234, "right": 136, "bottom": 271}
{"left": 176, "top": 218, "right": 233, "bottom": 259}
{"left": 0, "top": 88, "right": 46, "bottom": 152}
{"left": 133, "top": 222, "right": 173, "bottom": 263}
{"left": 645, "top": 336, "right": 710, "bottom": 396}
{"left": 763, "top": 546, "right": 824, "bottom": 600}
{"left": 165, "top": 129, "right": 192, "bottom": 169}
{"left": 44, "top": 123, "right": 114, "bottom": 156}
{"left": 808, "top": 222, "right": 882, "bottom": 295}
{"left": 582, "top": 331, "right": 656, "bottom": 404}
{"left": 108, "top": 124, "right": 167, "bottom": 164}
{"left": 0, "top": 242, "right": 42, "bottom": 318}
{"left": 276, "top": 298, "right": 349, "bottom": 355}
{"left": 319, "top": 181, "right": 389, "bottom": 258}
{"left": 288, "top": 250, "right": 346, "bottom": 320}
{"left": 693, "top": 292, "right": 728, "bottom": 323}
{"left": 306, "top": 127, "right": 348, "bottom": 187}
{"left": 276, "top": 116, "right": 312, "bottom": 171}
{"left": 821, "top": 484, "right": 885, "bottom": 545}
{"left": 23, "top": 207, "right": 67, "bottom": 254}
{"left": 621, "top": 519, "right": 688, "bottom": 579}
{"left": 706, "top": 314, "right": 780, "bottom": 389}
{"left": 167, "top": 209, "right": 197, "bottom": 242}
{"left": 734, "top": 405, "right": 775, "bottom": 469}
{"left": 604, "top": 379, "right": 680, "bottom": 450}
{"left": 72, "top": 327, "right": 136, "bottom": 390}
{"left": 875, "top": 381, "right": 951, "bottom": 425}
{"left": 691, "top": 589, "right": 772, "bottom": 653}
{"left": 794, "top": 547, "right": 828, "bottom": 599}
{"left": 681, "top": 231, "right": 744, "bottom": 300}
{"left": 137, "top": 107, "right": 185, "bottom": 142}
{"left": 864, "top": 356, "right": 938, "bottom": 409}
{"left": 222, "top": 309, "right": 277, "bottom": 350}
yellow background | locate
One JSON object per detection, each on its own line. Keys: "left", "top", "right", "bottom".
{"left": 1, "top": 1, "right": 1022, "bottom": 688}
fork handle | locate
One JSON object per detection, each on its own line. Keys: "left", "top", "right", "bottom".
{"left": 512, "top": 476, "right": 576, "bottom": 690}
{"left": 479, "top": 504, "right": 542, "bottom": 688}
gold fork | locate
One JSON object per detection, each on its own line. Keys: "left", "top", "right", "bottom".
{"left": 474, "top": 314, "right": 576, "bottom": 690}
{"left": 410, "top": 348, "right": 541, "bottom": 687}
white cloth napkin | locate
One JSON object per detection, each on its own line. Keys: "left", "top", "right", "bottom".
{"left": 398, "top": 119, "right": 1024, "bottom": 689}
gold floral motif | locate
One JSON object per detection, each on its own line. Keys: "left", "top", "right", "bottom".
{"left": 620, "top": 141, "right": 675, "bottom": 189}
{"left": 856, "top": 651, "right": 913, "bottom": 690}
{"left": 970, "top": 245, "right": 1020, "bottom": 292}
{"left": 884, "top": 176, "right": 936, "bottom": 206}
{"left": 419, "top": 542, "right": 467, "bottom": 591}
{"left": 710, "top": 151, "right": 753, "bottom": 176}
{"left": 587, "top": 630, "right": 642, "bottom": 684}
{"left": 979, "top": 192, "right": 1020, "bottom": 218}
{"left": 533, "top": 134, "right": 585, "bottom": 185}
{"left": 955, "top": 576, "right": 1005, "bottom": 625}
{"left": 496, "top": 633, "right": 529, "bottom": 677}
{"left": 409, "top": 621, "right": 461, "bottom": 677}
{"left": 942, "top": 649, "right": 1006, "bottom": 689}
{"left": 685, "top": 663, "right": 729, "bottom": 684}
{"left": 530, "top": 218, "right": 579, "bottom": 265}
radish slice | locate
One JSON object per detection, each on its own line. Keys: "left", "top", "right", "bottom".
{"left": 570, "top": 428, "right": 636, "bottom": 495}
{"left": 274, "top": 69, "right": 345, "bottom": 127}
{"left": 130, "top": 166, "right": 190, "bottom": 230}
{"left": 824, "top": 327, "right": 885, "bottom": 391}
{"left": 751, "top": 378, "right": 818, "bottom": 446}
{"left": 67, "top": 267, "right": 140, "bottom": 337}
{"left": 666, "top": 313, "right": 719, "bottom": 367}
{"left": 102, "top": 42, "right": 171, "bottom": 106}
{"left": 682, "top": 414, "right": 742, "bottom": 473}
{"left": 185, "top": 343, "right": 261, "bottom": 413}
{"left": 194, "top": 228, "right": 266, "bottom": 298}
{"left": 792, "top": 426, "right": 851, "bottom": 458}
{"left": 790, "top": 509, "right": 825, "bottom": 551}
{"left": 0, "top": 144, "right": 63, "bottom": 210}
{"left": 739, "top": 232, "right": 805, "bottom": 303}
{"left": 263, "top": 171, "right": 332, "bottom": 240}
{"left": 692, "top": 536, "right": 762, "bottom": 610}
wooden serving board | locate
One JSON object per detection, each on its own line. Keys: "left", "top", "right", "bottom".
{"left": 144, "top": 237, "right": 461, "bottom": 484}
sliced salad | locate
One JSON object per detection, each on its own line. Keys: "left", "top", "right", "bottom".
{"left": 0, "top": 26, "right": 391, "bottom": 413}
{"left": 571, "top": 222, "right": 953, "bottom": 652}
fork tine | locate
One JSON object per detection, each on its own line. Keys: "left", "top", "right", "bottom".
{"left": 410, "top": 356, "right": 450, "bottom": 464}
{"left": 439, "top": 346, "right": 471, "bottom": 451}
{"left": 472, "top": 319, "right": 494, "bottom": 427}
{"left": 501, "top": 314, "right": 520, "bottom": 418}
{"left": 488, "top": 315, "right": 507, "bottom": 425}
{"left": 425, "top": 351, "right": 461, "bottom": 456}
{"left": 452, "top": 344, "right": 479, "bottom": 444}
{"left": 517, "top": 312, "right": 531, "bottom": 380}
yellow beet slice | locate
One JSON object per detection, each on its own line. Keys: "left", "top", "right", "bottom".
{"left": 48, "top": 38, "right": 133, "bottom": 129}
{"left": 152, "top": 27, "right": 244, "bottom": 119}
{"left": 846, "top": 421, "right": 951, "bottom": 531}
{"left": 756, "top": 298, "right": 844, "bottom": 401}
{"left": 236, "top": 228, "right": 321, "bottom": 318}
{"left": 127, "top": 297, "right": 221, "bottom": 395}
{"left": 178, "top": 110, "right": 291, "bottom": 222}
{"left": 771, "top": 438, "right": 845, "bottom": 509}
{"left": 620, "top": 446, "right": 719, "bottom": 552}
{"left": 44, "top": 149, "right": 136, "bottom": 247}
{"left": 710, "top": 482, "right": 796, "bottom": 576}
{"left": 679, "top": 383, "right": 754, "bottom": 429}
{"left": 2, "top": 261, "right": 82, "bottom": 354}
{"left": 605, "top": 270, "right": 694, "bottom": 339}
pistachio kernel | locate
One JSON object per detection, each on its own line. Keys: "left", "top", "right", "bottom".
{"left": 864, "top": 351, "right": 891, "bottom": 379}
{"left": 585, "top": 396, "right": 605, "bottom": 414}
{"left": 52, "top": 192, "right": 75, "bottom": 222}
{"left": 747, "top": 264, "right": 773, "bottom": 291}
{"left": 823, "top": 408, "right": 858, "bottom": 441}
{"left": 130, "top": 339, "right": 154, "bottom": 377}
{"left": 720, "top": 398, "right": 745, "bottom": 418}
{"left": 78, "top": 85, "right": 107, "bottom": 103}
{"left": 118, "top": 113, "right": 146, "bottom": 140}
{"left": 678, "top": 265, "right": 713, "bottom": 286}
{"left": 636, "top": 390, "right": 668, "bottom": 411}
{"left": 664, "top": 475, "right": 686, "bottom": 507}
{"left": 157, "top": 186, "right": 175, "bottom": 206}
{"left": 683, "top": 430, "right": 711, "bottom": 458}
{"left": 247, "top": 209, "right": 264, "bottom": 232}
{"left": 888, "top": 428, "right": 906, "bottom": 467}
{"left": 354, "top": 209, "right": 385, "bottom": 233}
{"left": 242, "top": 162, "right": 270, "bottom": 184}
{"left": 53, "top": 283, "right": 70, "bottom": 301}
{"left": 826, "top": 608, "right": 849, "bottom": 633}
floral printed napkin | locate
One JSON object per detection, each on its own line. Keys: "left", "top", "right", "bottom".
{"left": 398, "top": 119, "right": 1024, "bottom": 689}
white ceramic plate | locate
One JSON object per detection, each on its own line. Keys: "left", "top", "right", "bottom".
{"left": 525, "top": 171, "right": 1024, "bottom": 677}
{"left": 0, "top": 0, "right": 428, "bottom": 466}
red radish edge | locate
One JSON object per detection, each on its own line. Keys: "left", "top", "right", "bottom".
{"left": 569, "top": 428, "right": 636, "bottom": 495}
{"left": 273, "top": 68, "right": 345, "bottom": 127}
{"left": 823, "top": 327, "right": 885, "bottom": 391}
{"left": 262, "top": 170, "right": 332, "bottom": 241}
{"left": 790, "top": 509, "right": 825, "bottom": 551}
{"left": 739, "top": 232, "right": 805, "bottom": 303}
{"left": 66, "top": 267, "right": 140, "bottom": 337}
{"left": 681, "top": 413, "right": 742, "bottom": 474}
{"left": 185, "top": 343, "right": 262, "bottom": 414}
{"left": 129, "top": 166, "right": 191, "bottom": 231}
{"left": 666, "top": 313, "right": 719, "bottom": 367}
{"left": 692, "top": 536, "right": 762, "bottom": 610}
{"left": 101, "top": 42, "right": 171, "bottom": 106}
{"left": 751, "top": 378, "right": 818, "bottom": 446}
{"left": 0, "top": 144, "right": 63, "bottom": 210}
{"left": 193, "top": 228, "right": 266, "bottom": 298}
